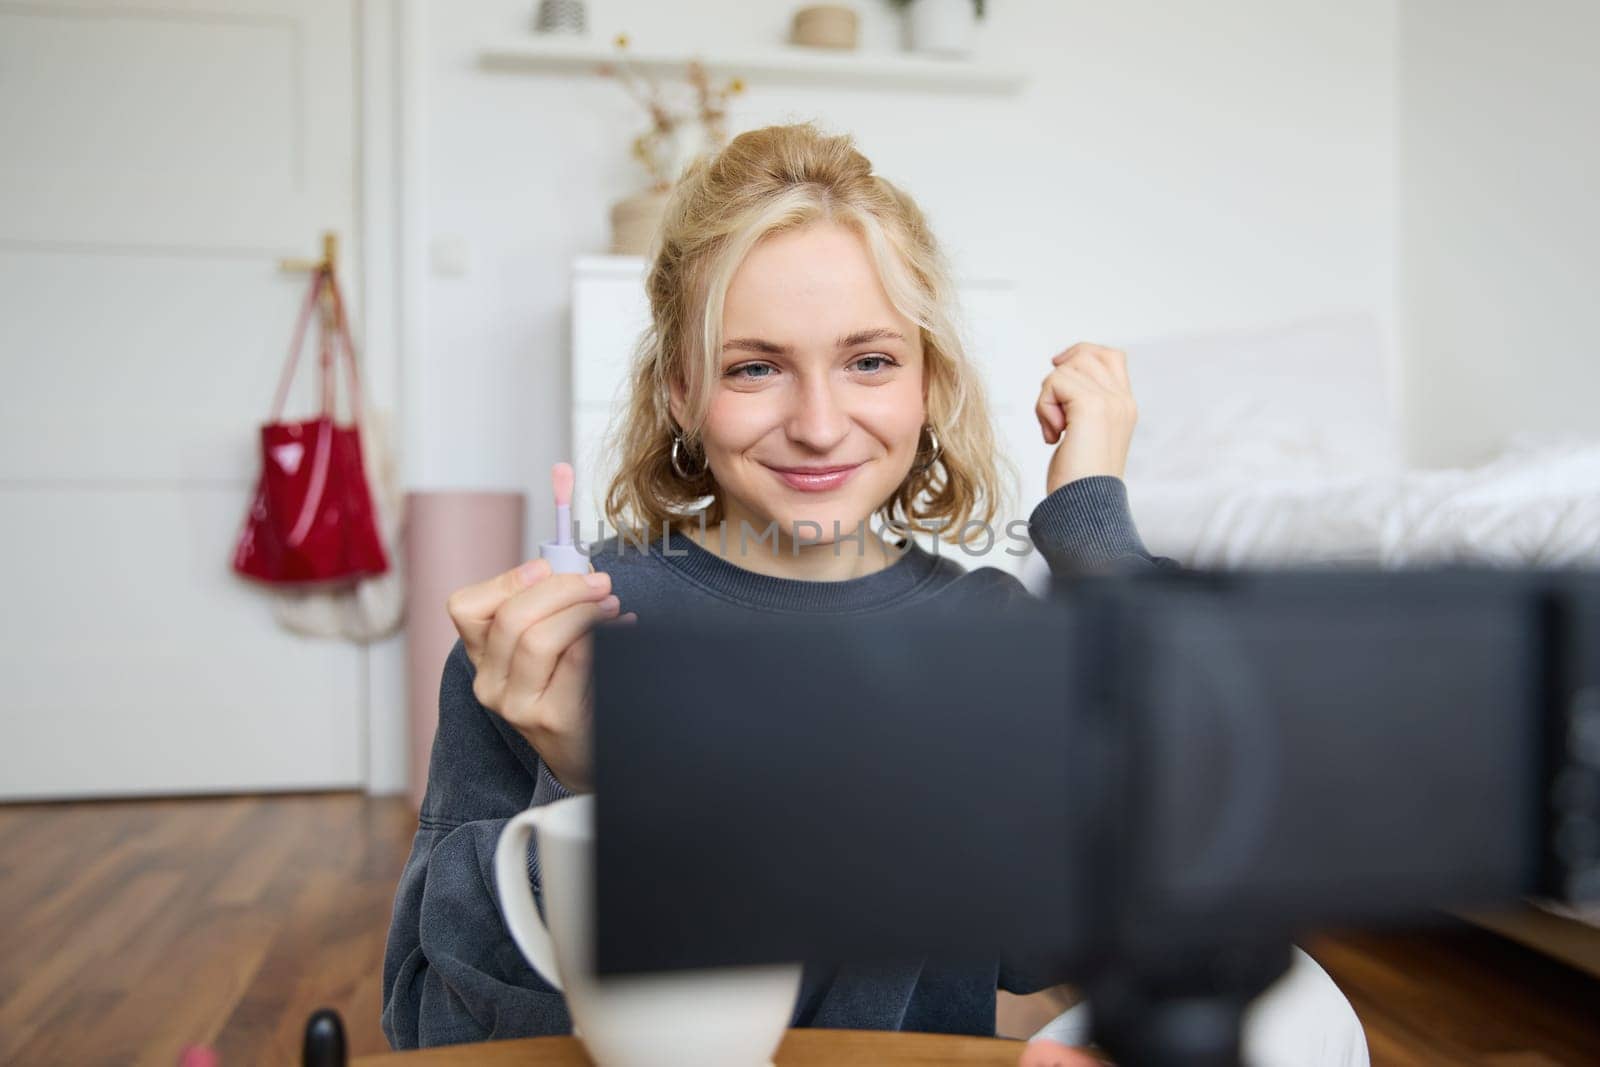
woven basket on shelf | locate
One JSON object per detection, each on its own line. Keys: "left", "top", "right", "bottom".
{"left": 791, "top": 4, "right": 859, "bottom": 50}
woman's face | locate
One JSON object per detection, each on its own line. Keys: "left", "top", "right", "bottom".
{"left": 677, "top": 221, "right": 926, "bottom": 549}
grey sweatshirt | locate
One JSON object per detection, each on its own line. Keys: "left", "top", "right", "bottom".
{"left": 380, "top": 476, "right": 1179, "bottom": 1049}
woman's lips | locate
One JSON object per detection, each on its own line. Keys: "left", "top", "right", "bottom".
{"left": 768, "top": 462, "right": 863, "bottom": 492}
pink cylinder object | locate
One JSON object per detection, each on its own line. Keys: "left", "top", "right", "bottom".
{"left": 404, "top": 490, "right": 526, "bottom": 812}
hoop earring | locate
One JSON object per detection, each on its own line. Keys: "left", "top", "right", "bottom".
{"left": 910, "top": 423, "right": 942, "bottom": 476}
{"left": 670, "top": 431, "right": 704, "bottom": 480}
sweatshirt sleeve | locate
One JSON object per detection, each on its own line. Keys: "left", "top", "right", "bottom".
{"left": 380, "top": 638, "right": 575, "bottom": 1049}
{"left": 1026, "top": 475, "right": 1182, "bottom": 577}
{"left": 525, "top": 756, "right": 574, "bottom": 885}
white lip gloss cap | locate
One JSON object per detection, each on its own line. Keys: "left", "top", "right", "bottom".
{"left": 540, "top": 539, "right": 590, "bottom": 575}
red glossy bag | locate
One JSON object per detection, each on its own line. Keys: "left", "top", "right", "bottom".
{"left": 231, "top": 267, "right": 390, "bottom": 586}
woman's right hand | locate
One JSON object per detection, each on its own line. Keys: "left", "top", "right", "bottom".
{"left": 445, "top": 558, "right": 635, "bottom": 793}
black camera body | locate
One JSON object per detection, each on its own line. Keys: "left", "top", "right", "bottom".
{"left": 590, "top": 567, "right": 1600, "bottom": 1064}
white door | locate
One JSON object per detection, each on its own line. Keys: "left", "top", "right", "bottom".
{"left": 0, "top": 0, "right": 368, "bottom": 798}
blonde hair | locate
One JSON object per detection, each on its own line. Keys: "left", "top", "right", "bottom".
{"left": 601, "top": 121, "right": 1014, "bottom": 548}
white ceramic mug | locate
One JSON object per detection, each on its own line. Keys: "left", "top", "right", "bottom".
{"left": 494, "top": 794, "right": 803, "bottom": 1066}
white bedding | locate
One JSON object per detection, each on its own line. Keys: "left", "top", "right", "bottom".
{"left": 1095, "top": 311, "right": 1599, "bottom": 571}
{"left": 1132, "top": 434, "right": 1600, "bottom": 570}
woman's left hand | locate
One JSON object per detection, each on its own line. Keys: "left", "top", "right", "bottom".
{"left": 1035, "top": 342, "right": 1138, "bottom": 495}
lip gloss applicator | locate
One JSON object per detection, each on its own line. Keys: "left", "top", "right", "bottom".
{"left": 541, "top": 461, "right": 589, "bottom": 575}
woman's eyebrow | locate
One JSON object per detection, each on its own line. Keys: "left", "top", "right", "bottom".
{"left": 722, "top": 327, "right": 906, "bottom": 355}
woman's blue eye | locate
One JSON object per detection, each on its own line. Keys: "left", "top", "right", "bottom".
{"left": 727, "top": 356, "right": 895, "bottom": 380}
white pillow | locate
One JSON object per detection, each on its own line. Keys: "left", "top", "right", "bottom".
{"left": 1123, "top": 312, "right": 1402, "bottom": 485}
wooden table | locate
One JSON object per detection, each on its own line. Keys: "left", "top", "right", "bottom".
{"left": 354, "top": 1028, "right": 1028, "bottom": 1065}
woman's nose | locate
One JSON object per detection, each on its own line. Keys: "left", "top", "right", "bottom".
{"left": 785, "top": 377, "right": 851, "bottom": 452}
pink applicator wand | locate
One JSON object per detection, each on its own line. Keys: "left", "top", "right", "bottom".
{"left": 541, "top": 461, "right": 589, "bottom": 574}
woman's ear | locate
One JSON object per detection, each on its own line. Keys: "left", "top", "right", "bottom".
{"left": 667, "top": 375, "right": 686, "bottom": 431}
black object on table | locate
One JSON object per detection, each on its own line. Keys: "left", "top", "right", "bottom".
{"left": 302, "top": 1007, "right": 347, "bottom": 1067}
{"left": 590, "top": 566, "right": 1600, "bottom": 1067}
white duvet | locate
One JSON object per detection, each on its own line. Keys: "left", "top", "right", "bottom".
{"left": 1131, "top": 434, "right": 1600, "bottom": 570}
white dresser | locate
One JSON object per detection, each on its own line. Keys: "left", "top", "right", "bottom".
{"left": 568, "top": 256, "right": 1053, "bottom": 584}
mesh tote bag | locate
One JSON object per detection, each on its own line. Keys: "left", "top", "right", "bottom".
{"left": 268, "top": 398, "right": 406, "bottom": 643}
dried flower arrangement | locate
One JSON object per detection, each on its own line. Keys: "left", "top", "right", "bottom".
{"left": 596, "top": 34, "right": 746, "bottom": 193}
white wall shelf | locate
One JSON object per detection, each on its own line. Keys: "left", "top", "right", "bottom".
{"left": 479, "top": 37, "right": 1026, "bottom": 94}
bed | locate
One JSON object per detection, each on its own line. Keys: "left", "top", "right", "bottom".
{"left": 1017, "top": 310, "right": 1600, "bottom": 587}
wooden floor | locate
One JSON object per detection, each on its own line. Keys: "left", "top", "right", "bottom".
{"left": 1309, "top": 924, "right": 1600, "bottom": 1066}
{"left": 0, "top": 793, "right": 415, "bottom": 1066}
{"left": 1, "top": 794, "right": 1598, "bottom": 1066}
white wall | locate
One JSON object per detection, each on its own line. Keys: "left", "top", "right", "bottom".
{"left": 407, "top": 0, "right": 1398, "bottom": 514}
{"left": 1398, "top": 0, "right": 1600, "bottom": 467}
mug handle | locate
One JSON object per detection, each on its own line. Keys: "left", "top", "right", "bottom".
{"left": 494, "top": 808, "right": 564, "bottom": 991}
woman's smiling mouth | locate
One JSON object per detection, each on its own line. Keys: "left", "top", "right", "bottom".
{"left": 765, "top": 462, "right": 864, "bottom": 492}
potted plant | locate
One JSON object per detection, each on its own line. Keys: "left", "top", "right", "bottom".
{"left": 890, "top": 0, "right": 985, "bottom": 58}
{"left": 596, "top": 35, "right": 744, "bottom": 255}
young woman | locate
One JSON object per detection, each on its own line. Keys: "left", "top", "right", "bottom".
{"left": 381, "top": 123, "right": 1364, "bottom": 1065}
